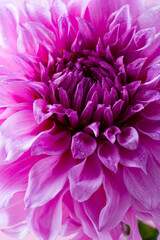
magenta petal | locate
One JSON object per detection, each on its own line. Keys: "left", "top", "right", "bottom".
{"left": 0, "top": 192, "right": 25, "bottom": 226}
{"left": 51, "top": 0, "right": 67, "bottom": 24}
{"left": 102, "top": 126, "right": 121, "bottom": 143}
{"left": 99, "top": 171, "right": 130, "bottom": 231}
{"left": 1, "top": 223, "right": 29, "bottom": 239}
{"left": 123, "top": 208, "right": 142, "bottom": 240}
{"left": 29, "top": 190, "right": 66, "bottom": 240}
{"left": 33, "top": 99, "right": 52, "bottom": 124}
{"left": 77, "top": 17, "right": 97, "bottom": 43}
{"left": 117, "top": 127, "right": 139, "bottom": 150}
{"left": 74, "top": 201, "right": 98, "bottom": 239}
{"left": 109, "top": 5, "right": 132, "bottom": 36}
{"left": 0, "top": 3, "right": 18, "bottom": 50}
{"left": 141, "top": 135, "right": 160, "bottom": 163}
{"left": 17, "top": 24, "right": 38, "bottom": 54}
{"left": 98, "top": 141, "right": 120, "bottom": 172}
{"left": 119, "top": 144, "right": 147, "bottom": 173}
{"left": 124, "top": 155, "right": 160, "bottom": 210}
{"left": 0, "top": 154, "right": 40, "bottom": 208}
{"left": 25, "top": 22, "right": 56, "bottom": 46}
{"left": 144, "top": 64, "right": 160, "bottom": 88}
{"left": 71, "top": 132, "right": 97, "bottom": 159}
{"left": 84, "top": 122, "right": 100, "bottom": 138}
{"left": 24, "top": 1, "right": 51, "bottom": 27}
{"left": 0, "top": 110, "right": 42, "bottom": 162}
{"left": 136, "top": 6, "right": 160, "bottom": 33}
{"left": 134, "top": 28, "right": 155, "bottom": 50}
{"left": 25, "top": 152, "right": 74, "bottom": 208}
{"left": 31, "top": 130, "right": 71, "bottom": 156}
{"left": 141, "top": 101, "right": 160, "bottom": 120}
{"left": 137, "top": 119, "right": 160, "bottom": 140}
{"left": 69, "top": 153, "right": 103, "bottom": 202}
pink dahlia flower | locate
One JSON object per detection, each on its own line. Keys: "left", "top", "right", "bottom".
{"left": 0, "top": 0, "right": 160, "bottom": 239}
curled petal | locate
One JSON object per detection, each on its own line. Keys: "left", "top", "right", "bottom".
{"left": 31, "top": 130, "right": 71, "bottom": 156}
{"left": 71, "top": 132, "right": 97, "bottom": 159}
{"left": 117, "top": 127, "right": 139, "bottom": 150}
{"left": 98, "top": 141, "right": 120, "bottom": 172}
{"left": 33, "top": 99, "right": 52, "bottom": 124}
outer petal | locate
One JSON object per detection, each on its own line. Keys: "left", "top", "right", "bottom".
{"left": 28, "top": 190, "right": 66, "bottom": 240}
{"left": 123, "top": 208, "right": 142, "bottom": 240}
{"left": 0, "top": 3, "right": 18, "bottom": 50}
{"left": 31, "top": 130, "right": 71, "bottom": 156}
{"left": 86, "top": 0, "right": 144, "bottom": 36}
{"left": 24, "top": 1, "right": 52, "bottom": 28}
{"left": 0, "top": 154, "right": 40, "bottom": 208}
{"left": 1, "top": 223, "right": 29, "bottom": 240}
{"left": 69, "top": 153, "right": 103, "bottom": 202}
{"left": 137, "top": 119, "right": 160, "bottom": 140}
{"left": 17, "top": 23, "right": 38, "bottom": 54}
{"left": 0, "top": 192, "right": 26, "bottom": 226}
{"left": 0, "top": 110, "right": 50, "bottom": 162}
{"left": 119, "top": 144, "right": 147, "bottom": 173}
{"left": 25, "top": 151, "right": 75, "bottom": 208}
{"left": 124, "top": 154, "right": 160, "bottom": 210}
{"left": 74, "top": 201, "right": 98, "bottom": 239}
{"left": 99, "top": 170, "right": 130, "bottom": 231}
{"left": 136, "top": 6, "right": 160, "bottom": 33}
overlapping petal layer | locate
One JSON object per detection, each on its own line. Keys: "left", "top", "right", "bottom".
{"left": 0, "top": 0, "right": 160, "bottom": 239}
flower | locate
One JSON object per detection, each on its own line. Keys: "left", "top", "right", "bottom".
{"left": 0, "top": 0, "right": 160, "bottom": 239}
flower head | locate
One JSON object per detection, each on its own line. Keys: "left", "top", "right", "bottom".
{"left": 0, "top": 0, "right": 160, "bottom": 239}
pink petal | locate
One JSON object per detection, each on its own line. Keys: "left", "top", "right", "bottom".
{"left": 33, "top": 99, "right": 53, "bottom": 124}
{"left": 98, "top": 141, "right": 120, "bottom": 172}
{"left": 71, "top": 132, "right": 97, "bottom": 159}
{"left": 69, "top": 153, "right": 103, "bottom": 202}
{"left": 51, "top": 0, "right": 67, "bottom": 24}
{"left": 29, "top": 190, "right": 66, "bottom": 240}
{"left": 99, "top": 170, "right": 130, "bottom": 231}
{"left": 109, "top": 5, "right": 132, "bottom": 36}
{"left": 117, "top": 127, "right": 139, "bottom": 150}
{"left": 0, "top": 110, "right": 45, "bottom": 162}
{"left": 141, "top": 101, "right": 160, "bottom": 120}
{"left": 25, "top": 152, "right": 75, "bottom": 208}
{"left": 124, "top": 154, "right": 160, "bottom": 209}
{"left": 74, "top": 201, "right": 98, "bottom": 239}
{"left": 25, "top": 22, "right": 56, "bottom": 46}
{"left": 24, "top": 1, "right": 52, "bottom": 28}
{"left": 17, "top": 23, "right": 38, "bottom": 54}
{"left": 0, "top": 192, "right": 25, "bottom": 226}
{"left": 1, "top": 223, "right": 29, "bottom": 239}
{"left": 136, "top": 6, "right": 160, "bottom": 33}
{"left": 123, "top": 208, "right": 142, "bottom": 240}
{"left": 0, "top": 154, "right": 40, "bottom": 208}
{"left": 0, "top": 3, "right": 18, "bottom": 50}
{"left": 137, "top": 119, "right": 160, "bottom": 140}
{"left": 119, "top": 144, "right": 147, "bottom": 173}
{"left": 31, "top": 129, "right": 71, "bottom": 156}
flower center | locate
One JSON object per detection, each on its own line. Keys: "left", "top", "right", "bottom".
{"left": 44, "top": 42, "right": 141, "bottom": 139}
